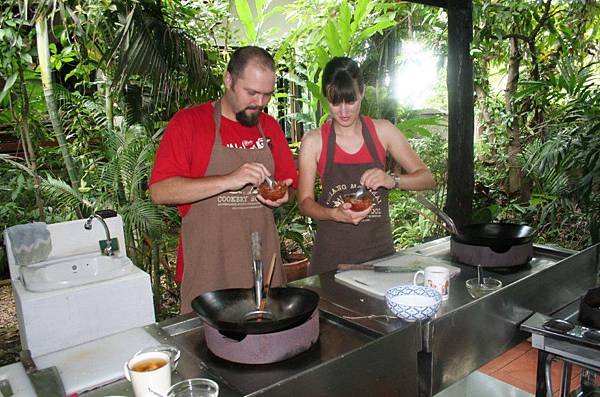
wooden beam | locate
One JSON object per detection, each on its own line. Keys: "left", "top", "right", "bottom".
{"left": 402, "top": 0, "right": 448, "bottom": 8}
{"left": 446, "top": 1, "right": 474, "bottom": 225}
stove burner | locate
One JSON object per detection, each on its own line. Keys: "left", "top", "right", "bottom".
{"left": 582, "top": 329, "right": 600, "bottom": 344}
{"left": 543, "top": 319, "right": 575, "bottom": 333}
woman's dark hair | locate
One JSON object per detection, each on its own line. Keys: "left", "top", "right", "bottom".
{"left": 321, "top": 57, "right": 364, "bottom": 105}
{"left": 227, "top": 46, "right": 275, "bottom": 79}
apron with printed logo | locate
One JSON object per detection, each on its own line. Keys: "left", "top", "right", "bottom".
{"left": 310, "top": 117, "right": 395, "bottom": 275}
{"left": 180, "top": 101, "right": 285, "bottom": 314}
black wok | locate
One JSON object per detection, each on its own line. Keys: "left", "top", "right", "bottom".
{"left": 191, "top": 287, "right": 319, "bottom": 336}
{"left": 416, "top": 194, "right": 535, "bottom": 266}
{"left": 454, "top": 223, "right": 534, "bottom": 252}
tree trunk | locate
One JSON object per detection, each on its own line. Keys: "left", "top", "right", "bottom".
{"left": 35, "top": 18, "right": 80, "bottom": 191}
{"left": 16, "top": 65, "right": 45, "bottom": 221}
{"left": 446, "top": 0, "right": 474, "bottom": 226}
{"left": 504, "top": 36, "right": 522, "bottom": 195}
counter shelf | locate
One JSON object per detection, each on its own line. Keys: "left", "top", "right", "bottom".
{"left": 80, "top": 238, "right": 597, "bottom": 397}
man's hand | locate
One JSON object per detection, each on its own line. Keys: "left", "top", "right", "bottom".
{"left": 227, "top": 162, "right": 270, "bottom": 191}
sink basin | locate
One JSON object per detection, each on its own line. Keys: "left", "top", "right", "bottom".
{"left": 20, "top": 253, "right": 137, "bottom": 292}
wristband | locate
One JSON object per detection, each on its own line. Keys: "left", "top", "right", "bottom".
{"left": 393, "top": 175, "right": 401, "bottom": 189}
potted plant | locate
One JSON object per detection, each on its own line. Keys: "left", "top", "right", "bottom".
{"left": 274, "top": 200, "right": 313, "bottom": 282}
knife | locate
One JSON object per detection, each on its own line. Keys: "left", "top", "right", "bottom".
{"left": 19, "top": 350, "right": 66, "bottom": 397}
{"left": 337, "top": 263, "right": 422, "bottom": 272}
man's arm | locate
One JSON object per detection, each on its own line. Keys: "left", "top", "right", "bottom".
{"left": 150, "top": 162, "right": 271, "bottom": 205}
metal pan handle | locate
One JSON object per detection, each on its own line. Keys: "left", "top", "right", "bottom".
{"left": 414, "top": 194, "right": 459, "bottom": 235}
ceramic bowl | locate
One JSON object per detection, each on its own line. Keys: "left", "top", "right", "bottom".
{"left": 258, "top": 180, "right": 287, "bottom": 201}
{"left": 342, "top": 191, "right": 374, "bottom": 211}
{"left": 385, "top": 285, "right": 442, "bottom": 322}
{"left": 465, "top": 277, "right": 502, "bottom": 299}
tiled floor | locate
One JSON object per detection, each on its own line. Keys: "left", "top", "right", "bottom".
{"left": 479, "top": 340, "right": 592, "bottom": 396}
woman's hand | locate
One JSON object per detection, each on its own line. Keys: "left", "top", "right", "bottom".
{"left": 360, "top": 168, "right": 395, "bottom": 190}
{"left": 332, "top": 202, "right": 372, "bottom": 225}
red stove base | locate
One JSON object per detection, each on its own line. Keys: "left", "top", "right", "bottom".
{"left": 204, "top": 309, "right": 319, "bottom": 364}
{"left": 451, "top": 239, "right": 533, "bottom": 268}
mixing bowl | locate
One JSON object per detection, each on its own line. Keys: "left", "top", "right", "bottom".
{"left": 385, "top": 285, "right": 442, "bottom": 322}
{"left": 258, "top": 180, "right": 287, "bottom": 201}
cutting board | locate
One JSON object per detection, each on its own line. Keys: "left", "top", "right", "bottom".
{"left": 334, "top": 253, "right": 461, "bottom": 299}
{"left": 33, "top": 327, "right": 160, "bottom": 395}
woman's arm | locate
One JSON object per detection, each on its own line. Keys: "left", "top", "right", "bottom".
{"left": 370, "top": 118, "right": 436, "bottom": 191}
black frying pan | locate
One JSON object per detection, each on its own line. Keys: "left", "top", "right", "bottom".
{"left": 416, "top": 194, "right": 534, "bottom": 246}
{"left": 454, "top": 223, "right": 534, "bottom": 249}
{"left": 191, "top": 287, "right": 319, "bottom": 336}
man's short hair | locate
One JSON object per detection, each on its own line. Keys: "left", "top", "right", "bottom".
{"left": 227, "top": 46, "right": 275, "bottom": 78}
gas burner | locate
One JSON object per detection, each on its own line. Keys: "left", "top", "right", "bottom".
{"left": 582, "top": 329, "right": 600, "bottom": 344}
{"left": 543, "top": 319, "right": 575, "bottom": 334}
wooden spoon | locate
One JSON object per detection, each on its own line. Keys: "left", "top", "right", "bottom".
{"left": 259, "top": 253, "right": 278, "bottom": 313}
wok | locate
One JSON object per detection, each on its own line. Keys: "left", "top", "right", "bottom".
{"left": 191, "top": 287, "right": 319, "bottom": 336}
{"left": 415, "top": 194, "right": 535, "bottom": 266}
{"left": 454, "top": 223, "right": 534, "bottom": 252}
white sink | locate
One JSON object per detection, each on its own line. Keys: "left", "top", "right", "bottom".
{"left": 20, "top": 253, "right": 137, "bottom": 292}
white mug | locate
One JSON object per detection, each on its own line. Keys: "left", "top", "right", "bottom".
{"left": 413, "top": 265, "right": 450, "bottom": 300}
{"left": 124, "top": 351, "right": 171, "bottom": 397}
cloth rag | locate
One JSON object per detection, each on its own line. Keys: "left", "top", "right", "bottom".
{"left": 5, "top": 222, "right": 52, "bottom": 266}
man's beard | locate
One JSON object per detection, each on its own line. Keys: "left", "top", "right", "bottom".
{"left": 235, "top": 106, "right": 262, "bottom": 127}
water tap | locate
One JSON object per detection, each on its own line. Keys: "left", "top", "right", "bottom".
{"left": 84, "top": 213, "right": 114, "bottom": 256}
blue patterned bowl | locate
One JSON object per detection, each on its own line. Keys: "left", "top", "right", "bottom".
{"left": 385, "top": 285, "right": 442, "bottom": 322}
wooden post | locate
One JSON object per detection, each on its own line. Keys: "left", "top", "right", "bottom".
{"left": 446, "top": 0, "right": 474, "bottom": 226}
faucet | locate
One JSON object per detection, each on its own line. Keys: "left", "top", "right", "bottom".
{"left": 84, "top": 214, "right": 114, "bottom": 256}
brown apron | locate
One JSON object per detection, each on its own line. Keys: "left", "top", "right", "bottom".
{"left": 310, "top": 117, "right": 395, "bottom": 275}
{"left": 180, "top": 101, "right": 285, "bottom": 314}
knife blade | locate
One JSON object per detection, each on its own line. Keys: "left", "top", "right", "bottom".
{"left": 337, "top": 263, "right": 421, "bottom": 272}
{"left": 19, "top": 350, "right": 66, "bottom": 397}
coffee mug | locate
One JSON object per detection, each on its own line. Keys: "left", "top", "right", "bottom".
{"left": 124, "top": 351, "right": 171, "bottom": 397}
{"left": 413, "top": 265, "right": 450, "bottom": 300}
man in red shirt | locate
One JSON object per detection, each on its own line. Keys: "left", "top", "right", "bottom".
{"left": 150, "top": 46, "right": 298, "bottom": 313}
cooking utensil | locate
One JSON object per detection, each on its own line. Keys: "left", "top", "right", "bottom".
{"left": 260, "top": 253, "right": 278, "bottom": 312}
{"left": 337, "top": 263, "right": 422, "bottom": 272}
{"left": 354, "top": 184, "right": 370, "bottom": 199}
{"left": 19, "top": 350, "right": 66, "bottom": 397}
{"left": 415, "top": 194, "right": 535, "bottom": 267}
{"left": 415, "top": 194, "right": 458, "bottom": 235}
{"left": 251, "top": 232, "right": 263, "bottom": 309}
{"left": 191, "top": 287, "right": 319, "bottom": 336}
{"left": 264, "top": 175, "right": 276, "bottom": 188}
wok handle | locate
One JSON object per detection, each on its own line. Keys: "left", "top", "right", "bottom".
{"left": 415, "top": 194, "right": 459, "bottom": 235}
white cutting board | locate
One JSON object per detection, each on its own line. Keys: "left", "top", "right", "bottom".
{"left": 34, "top": 326, "right": 160, "bottom": 395}
{"left": 334, "top": 253, "right": 461, "bottom": 299}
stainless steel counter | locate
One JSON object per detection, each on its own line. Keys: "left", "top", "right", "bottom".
{"left": 81, "top": 238, "right": 598, "bottom": 397}
{"left": 294, "top": 238, "right": 598, "bottom": 395}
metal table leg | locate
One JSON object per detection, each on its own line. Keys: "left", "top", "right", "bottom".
{"left": 536, "top": 350, "right": 550, "bottom": 397}
{"left": 559, "top": 361, "right": 572, "bottom": 397}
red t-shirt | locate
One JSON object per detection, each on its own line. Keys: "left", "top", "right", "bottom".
{"left": 317, "top": 116, "right": 386, "bottom": 177}
{"left": 150, "top": 102, "right": 298, "bottom": 282}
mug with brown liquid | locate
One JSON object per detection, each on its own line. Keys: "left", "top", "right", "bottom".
{"left": 124, "top": 351, "right": 171, "bottom": 397}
